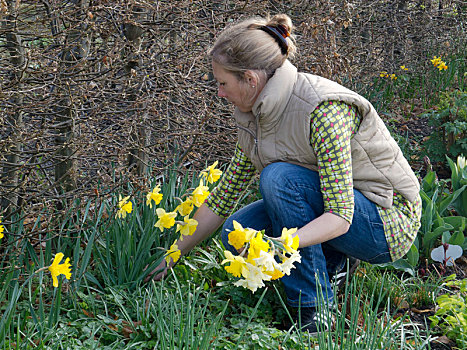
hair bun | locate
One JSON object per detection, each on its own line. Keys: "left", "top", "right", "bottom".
{"left": 268, "top": 14, "right": 293, "bottom": 35}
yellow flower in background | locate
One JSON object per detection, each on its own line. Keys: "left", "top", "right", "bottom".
{"left": 191, "top": 179, "right": 210, "bottom": 207}
{"left": 379, "top": 71, "right": 397, "bottom": 80}
{"left": 437, "top": 62, "right": 448, "bottom": 71}
{"left": 400, "top": 65, "right": 409, "bottom": 71}
{"left": 175, "top": 199, "right": 194, "bottom": 216}
{"left": 177, "top": 216, "right": 198, "bottom": 239}
{"left": 154, "top": 208, "right": 177, "bottom": 232}
{"left": 48, "top": 253, "right": 72, "bottom": 288}
{"left": 165, "top": 241, "right": 181, "bottom": 264}
{"left": 248, "top": 231, "right": 270, "bottom": 260}
{"left": 430, "top": 56, "right": 442, "bottom": 66}
{"left": 431, "top": 56, "right": 448, "bottom": 71}
{"left": 146, "top": 185, "right": 163, "bottom": 208}
{"left": 116, "top": 195, "right": 133, "bottom": 219}
{"left": 0, "top": 219, "right": 4, "bottom": 240}
{"left": 222, "top": 250, "right": 249, "bottom": 278}
{"left": 200, "top": 161, "right": 223, "bottom": 184}
{"left": 280, "top": 227, "right": 299, "bottom": 253}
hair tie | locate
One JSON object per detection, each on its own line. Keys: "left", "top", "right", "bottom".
{"left": 259, "top": 25, "right": 290, "bottom": 55}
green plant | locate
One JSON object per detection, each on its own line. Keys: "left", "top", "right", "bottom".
{"left": 430, "top": 275, "right": 467, "bottom": 348}
{"left": 384, "top": 166, "right": 467, "bottom": 275}
{"left": 423, "top": 90, "right": 467, "bottom": 165}
{"left": 419, "top": 170, "right": 467, "bottom": 254}
{"left": 90, "top": 167, "right": 205, "bottom": 289}
{"left": 446, "top": 155, "right": 467, "bottom": 217}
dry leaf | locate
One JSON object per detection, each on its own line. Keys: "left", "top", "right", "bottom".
{"left": 410, "top": 307, "right": 433, "bottom": 314}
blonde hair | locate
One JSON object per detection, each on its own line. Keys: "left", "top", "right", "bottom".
{"left": 208, "top": 14, "right": 296, "bottom": 81}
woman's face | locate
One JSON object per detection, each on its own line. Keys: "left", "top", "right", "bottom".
{"left": 212, "top": 61, "right": 254, "bottom": 112}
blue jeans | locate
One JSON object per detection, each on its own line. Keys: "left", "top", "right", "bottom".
{"left": 221, "top": 162, "right": 392, "bottom": 308}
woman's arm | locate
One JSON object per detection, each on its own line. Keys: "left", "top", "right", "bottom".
{"left": 177, "top": 204, "right": 225, "bottom": 255}
{"left": 145, "top": 203, "right": 224, "bottom": 281}
{"left": 295, "top": 212, "right": 350, "bottom": 248}
{"left": 299, "top": 101, "right": 359, "bottom": 248}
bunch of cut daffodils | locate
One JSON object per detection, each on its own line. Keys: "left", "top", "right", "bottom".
{"left": 222, "top": 221, "right": 301, "bottom": 293}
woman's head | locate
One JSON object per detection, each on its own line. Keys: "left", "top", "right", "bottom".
{"left": 209, "top": 14, "right": 296, "bottom": 112}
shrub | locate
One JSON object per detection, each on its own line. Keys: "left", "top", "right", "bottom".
{"left": 423, "top": 90, "right": 467, "bottom": 165}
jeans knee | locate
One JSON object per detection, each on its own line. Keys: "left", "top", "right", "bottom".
{"left": 259, "top": 162, "right": 289, "bottom": 199}
{"left": 221, "top": 218, "right": 236, "bottom": 253}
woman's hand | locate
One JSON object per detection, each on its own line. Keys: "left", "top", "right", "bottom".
{"left": 144, "top": 259, "right": 172, "bottom": 282}
{"left": 144, "top": 204, "right": 225, "bottom": 283}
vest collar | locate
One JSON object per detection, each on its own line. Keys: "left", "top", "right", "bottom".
{"left": 234, "top": 60, "right": 297, "bottom": 127}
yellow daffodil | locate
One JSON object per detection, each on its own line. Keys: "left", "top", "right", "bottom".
{"left": 437, "top": 62, "right": 448, "bottom": 71}
{"left": 247, "top": 231, "right": 270, "bottom": 260}
{"left": 280, "top": 251, "right": 302, "bottom": 275}
{"left": 431, "top": 56, "right": 448, "bottom": 71}
{"left": 154, "top": 208, "right": 177, "bottom": 232}
{"left": 116, "top": 195, "right": 133, "bottom": 219}
{"left": 48, "top": 253, "right": 72, "bottom": 288}
{"left": 191, "top": 179, "right": 210, "bottom": 207}
{"left": 177, "top": 216, "right": 198, "bottom": 239}
{"left": 266, "top": 268, "right": 285, "bottom": 280}
{"left": 228, "top": 220, "right": 249, "bottom": 250}
{"left": 379, "top": 71, "right": 388, "bottom": 78}
{"left": 0, "top": 219, "right": 4, "bottom": 240}
{"left": 146, "top": 185, "right": 163, "bottom": 208}
{"left": 200, "top": 161, "right": 223, "bottom": 184}
{"left": 222, "top": 250, "right": 249, "bottom": 278}
{"left": 233, "top": 264, "right": 270, "bottom": 293}
{"left": 280, "top": 227, "right": 299, "bottom": 253}
{"left": 175, "top": 199, "right": 194, "bottom": 216}
{"left": 254, "top": 250, "right": 280, "bottom": 272}
{"left": 390, "top": 74, "right": 397, "bottom": 80}
{"left": 400, "top": 65, "right": 408, "bottom": 71}
{"left": 165, "top": 241, "right": 181, "bottom": 264}
{"left": 431, "top": 56, "right": 442, "bottom": 66}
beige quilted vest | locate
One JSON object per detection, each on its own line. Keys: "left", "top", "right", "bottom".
{"left": 235, "top": 60, "right": 420, "bottom": 208}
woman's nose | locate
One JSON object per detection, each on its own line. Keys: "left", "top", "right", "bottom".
{"left": 218, "top": 87, "right": 227, "bottom": 98}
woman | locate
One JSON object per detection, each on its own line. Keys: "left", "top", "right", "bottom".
{"left": 148, "top": 14, "right": 422, "bottom": 334}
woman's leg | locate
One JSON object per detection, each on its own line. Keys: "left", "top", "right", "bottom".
{"left": 259, "top": 163, "right": 333, "bottom": 307}
{"left": 259, "top": 162, "right": 392, "bottom": 308}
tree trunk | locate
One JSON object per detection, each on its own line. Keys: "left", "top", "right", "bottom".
{"left": 52, "top": 0, "right": 91, "bottom": 195}
{"left": 1, "top": 1, "right": 25, "bottom": 217}
{"left": 124, "top": 6, "right": 149, "bottom": 176}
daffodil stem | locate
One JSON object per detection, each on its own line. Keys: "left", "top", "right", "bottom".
{"left": 35, "top": 266, "right": 49, "bottom": 274}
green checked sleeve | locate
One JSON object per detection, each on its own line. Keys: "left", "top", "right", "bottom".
{"left": 206, "top": 143, "right": 257, "bottom": 218}
{"left": 310, "top": 101, "right": 361, "bottom": 224}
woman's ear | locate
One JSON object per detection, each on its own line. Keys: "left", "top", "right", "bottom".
{"left": 244, "top": 70, "right": 258, "bottom": 87}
